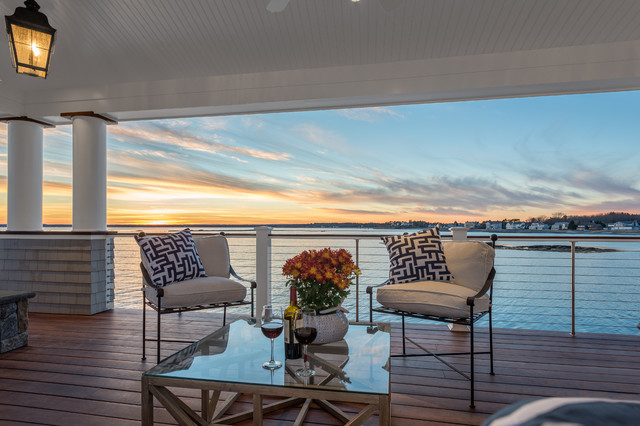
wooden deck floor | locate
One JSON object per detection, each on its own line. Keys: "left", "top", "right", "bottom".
{"left": 1, "top": 309, "right": 639, "bottom": 425}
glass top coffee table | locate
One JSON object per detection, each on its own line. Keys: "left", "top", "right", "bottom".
{"left": 142, "top": 319, "right": 391, "bottom": 425}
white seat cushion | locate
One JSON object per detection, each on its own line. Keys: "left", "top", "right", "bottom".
{"left": 145, "top": 276, "right": 247, "bottom": 309}
{"left": 194, "top": 235, "right": 231, "bottom": 278}
{"left": 376, "top": 281, "right": 490, "bottom": 319}
{"left": 442, "top": 241, "right": 495, "bottom": 292}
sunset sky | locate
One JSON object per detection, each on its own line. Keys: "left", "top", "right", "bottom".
{"left": 1, "top": 90, "right": 639, "bottom": 225}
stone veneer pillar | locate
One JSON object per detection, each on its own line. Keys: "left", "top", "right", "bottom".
{"left": 0, "top": 291, "right": 35, "bottom": 352}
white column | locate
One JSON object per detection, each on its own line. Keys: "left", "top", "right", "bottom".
{"left": 255, "top": 226, "right": 272, "bottom": 320}
{"left": 7, "top": 120, "right": 43, "bottom": 231}
{"left": 71, "top": 116, "right": 107, "bottom": 232}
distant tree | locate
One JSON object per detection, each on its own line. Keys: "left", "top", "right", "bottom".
{"left": 568, "top": 220, "right": 577, "bottom": 230}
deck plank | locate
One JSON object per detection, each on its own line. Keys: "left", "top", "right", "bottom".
{"left": 0, "top": 309, "right": 639, "bottom": 425}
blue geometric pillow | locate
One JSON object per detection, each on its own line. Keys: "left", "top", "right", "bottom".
{"left": 135, "top": 228, "right": 206, "bottom": 287}
{"left": 381, "top": 228, "right": 454, "bottom": 284}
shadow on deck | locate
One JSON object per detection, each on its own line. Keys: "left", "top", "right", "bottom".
{"left": 0, "top": 309, "right": 638, "bottom": 425}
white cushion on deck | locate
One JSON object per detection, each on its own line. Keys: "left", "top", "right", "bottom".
{"left": 376, "top": 281, "right": 490, "bottom": 319}
{"left": 145, "top": 276, "right": 246, "bottom": 309}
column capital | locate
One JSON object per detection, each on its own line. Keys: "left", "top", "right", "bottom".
{"left": 0, "top": 116, "right": 54, "bottom": 128}
{"left": 60, "top": 111, "right": 118, "bottom": 125}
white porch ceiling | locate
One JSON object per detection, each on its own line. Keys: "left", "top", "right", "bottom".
{"left": 1, "top": 0, "right": 640, "bottom": 125}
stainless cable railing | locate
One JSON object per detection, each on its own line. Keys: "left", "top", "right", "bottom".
{"left": 114, "top": 231, "right": 640, "bottom": 336}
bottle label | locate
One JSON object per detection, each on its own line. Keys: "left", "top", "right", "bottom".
{"left": 284, "top": 319, "right": 291, "bottom": 344}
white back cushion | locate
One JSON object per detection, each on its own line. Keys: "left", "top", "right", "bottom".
{"left": 194, "top": 235, "right": 231, "bottom": 278}
{"left": 442, "top": 241, "right": 495, "bottom": 292}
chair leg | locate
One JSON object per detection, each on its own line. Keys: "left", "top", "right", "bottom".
{"left": 469, "top": 305, "right": 475, "bottom": 409}
{"left": 142, "top": 295, "right": 146, "bottom": 361}
{"left": 489, "top": 308, "right": 495, "bottom": 375}
{"left": 157, "top": 297, "right": 162, "bottom": 364}
{"left": 223, "top": 306, "right": 227, "bottom": 326}
{"left": 401, "top": 312, "right": 406, "bottom": 355}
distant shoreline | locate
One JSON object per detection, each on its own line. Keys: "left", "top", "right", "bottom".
{"left": 1, "top": 223, "right": 638, "bottom": 235}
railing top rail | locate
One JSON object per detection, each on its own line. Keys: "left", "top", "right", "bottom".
{"left": 113, "top": 231, "right": 257, "bottom": 238}
{"left": 265, "top": 233, "right": 640, "bottom": 243}
{"left": 109, "top": 230, "right": 640, "bottom": 243}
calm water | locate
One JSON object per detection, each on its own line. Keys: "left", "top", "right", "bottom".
{"left": 112, "top": 226, "right": 640, "bottom": 336}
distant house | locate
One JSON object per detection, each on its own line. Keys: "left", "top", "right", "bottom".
{"left": 465, "top": 221, "right": 479, "bottom": 229}
{"left": 529, "top": 222, "right": 550, "bottom": 230}
{"left": 485, "top": 221, "right": 503, "bottom": 230}
{"left": 506, "top": 222, "right": 527, "bottom": 230}
{"left": 607, "top": 220, "right": 640, "bottom": 230}
{"left": 588, "top": 223, "right": 604, "bottom": 230}
{"left": 551, "top": 222, "right": 569, "bottom": 230}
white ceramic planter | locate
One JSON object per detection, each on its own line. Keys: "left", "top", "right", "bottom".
{"left": 314, "top": 311, "right": 349, "bottom": 344}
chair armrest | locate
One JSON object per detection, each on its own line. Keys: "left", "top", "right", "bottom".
{"left": 466, "top": 267, "right": 496, "bottom": 306}
{"left": 366, "top": 281, "right": 388, "bottom": 295}
{"left": 140, "top": 263, "right": 164, "bottom": 297}
{"left": 229, "top": 265, "right": 257, "bottom": 289}
{"left": 139, "top": 262, "right": 153, "bottom": 287}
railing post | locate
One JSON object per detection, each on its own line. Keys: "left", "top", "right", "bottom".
{"left": 355, "top": 239, "right": 360, "bottom": 322}
{"left": 255, "top": 226, "right": 272, "bottom": 322}
{"left": 571, "top": 241, "right": 576, "bottom": 336}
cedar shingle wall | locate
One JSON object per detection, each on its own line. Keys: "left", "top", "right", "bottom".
{"left": 0, "top": 238, "right": 114, "bottom": 315}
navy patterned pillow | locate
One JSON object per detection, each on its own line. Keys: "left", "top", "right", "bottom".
{"left": 135, "top": 228, "right": 206, "bottom": 287}
{"left": 381, "top": 228, "right": 454, "bottom": 284}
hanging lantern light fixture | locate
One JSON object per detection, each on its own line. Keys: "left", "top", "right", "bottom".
{"left": 5, "top": 0, "right": 56, "bottom": 78}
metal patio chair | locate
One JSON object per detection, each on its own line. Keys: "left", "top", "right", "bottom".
{"left": 139, "top": 232, "right": 256, "bottom": 363}
{"left": 368, "top": 234, "right": 497, "bottom": 408}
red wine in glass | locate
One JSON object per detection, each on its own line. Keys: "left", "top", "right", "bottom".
{"left": 261, "top": 322, "right": 283, "bottom": 339}
{"left": 294, "top": 309, "right": 318, "bottom": 377}
{"left": 294, "top": 327, "right": 317, "bottom": 345}
{"left": 262, "top": 305, "right": 283, "bottom": 369}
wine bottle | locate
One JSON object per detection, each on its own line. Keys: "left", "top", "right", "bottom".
{"left": 283, "top": 286, "right": 302, "bottom": 359}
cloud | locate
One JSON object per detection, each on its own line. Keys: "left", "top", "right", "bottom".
{"left": 301, "top": 173, "right": 584, "bottom": 217}
{"left": 314, "top": 207, "right": 396, "bottom": 216}
{"left": 336, "top": 107, "right": 405, "bottom": 122}
{"left": 201, "top": 117, "right": 230, "bottom": 131}
{"left": 293, "top": 124, "right": 349, "bottom": 154}
{"left": 109, "top": 122, "right": 292, "bottom": 161}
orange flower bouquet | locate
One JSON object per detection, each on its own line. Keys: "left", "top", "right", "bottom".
{"left": 282, "top": 248, "right": 361, "bottom": 312}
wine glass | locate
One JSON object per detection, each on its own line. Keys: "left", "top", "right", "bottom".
{"left": 261, "top": 305, "right": 283, "bottom": 369}
{"left": 294, "top": 309, "right": 318, "bottom": 377}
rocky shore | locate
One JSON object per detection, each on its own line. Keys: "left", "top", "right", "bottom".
{"left": 498, "top": 244, "right": 618, "bottom": 253}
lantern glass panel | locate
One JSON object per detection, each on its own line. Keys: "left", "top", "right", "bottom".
{"left": 9, "top": 23, "right": 51, "bottom": 77}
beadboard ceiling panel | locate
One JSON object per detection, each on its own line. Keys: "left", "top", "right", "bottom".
{"left": 0, "top": 0, "right": 639, "bottom": 122}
